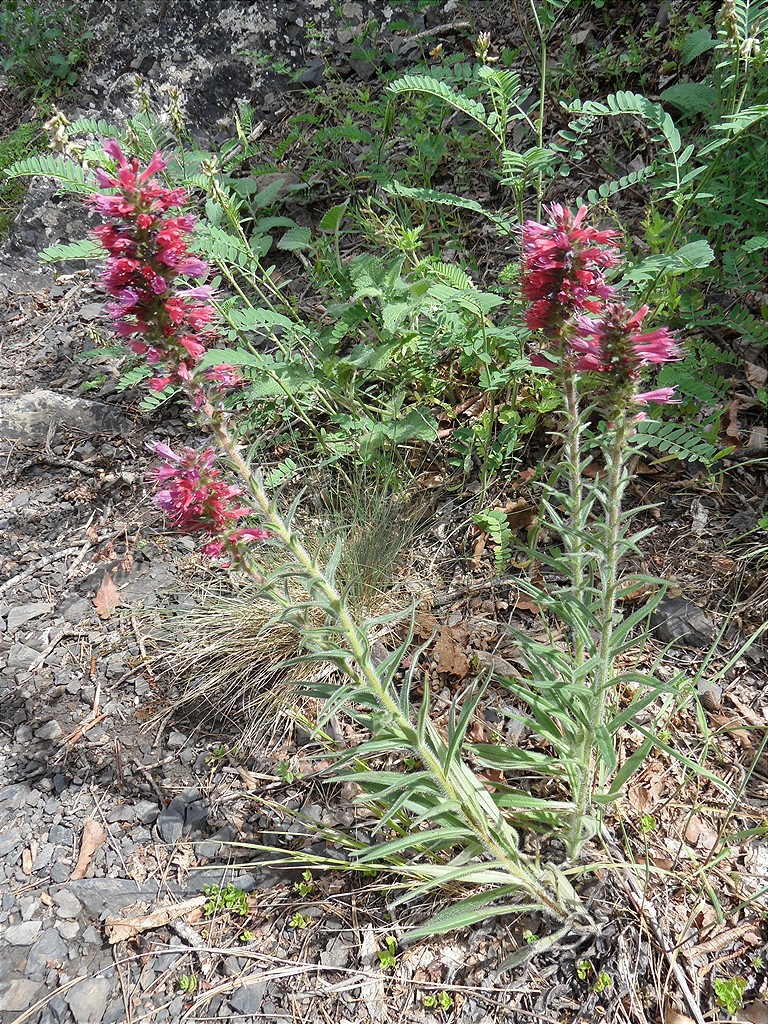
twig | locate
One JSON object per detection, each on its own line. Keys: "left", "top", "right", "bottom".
{"left": 27, "top": 626, "right": 80, "bottom": 673}
{"left": 400, "top": 19, "right": 471, "bottom": 44}
{"left": 0, "top": 547, "right": 81, "bottom": 594}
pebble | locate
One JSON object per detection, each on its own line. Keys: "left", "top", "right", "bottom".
{"left": 0, "top": 978, "right": 42, "bottom": 1012}
{"left": 7, "top": 602, "right": 53, "bottom": 631}
{"left": 4, "top": 920, "right": 42, "bottom": 945}
{"left": 52, "top": 889, "right": 82, "bottom": 919}
{"left": 35, "top": 721, "right": 63, "bottom": 741}
{"left": 66, "top": 976, "right": 112, "bottom": 1024}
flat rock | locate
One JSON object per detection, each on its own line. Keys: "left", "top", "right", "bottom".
{"left": 52, "top": 888, "right": 82, "bottom": 919}
{"left": 26, "top": 928, "right": 68, "bottom": 975}
{"left": 66, "top": 878, "right": 181, "bottom": 918}
{"left": 4, "top": 920, "right": 42, "bottom": 945}
{"left": 66, "top": 976, "right": 112, "bottom": 1024}
{"left": 0, "top": 390, "right": 131, "bottom": 442}
{"left": 0, "top": 978, "right": 42, "bottom": 1012}
{"left": 7, "top": 603, "right": 53, "bottom": 632}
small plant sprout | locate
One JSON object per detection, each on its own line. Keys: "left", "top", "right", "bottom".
{"left": 377, "top": 935, "right": 398, "bottom": 969}
{"left": 576, "top": 959, "right": 593, "bottom": 982}
{"left": 640, "top": 814, "right": 658, "bottom": 834}
{"left": 594, "top": 971, "right": 612, "bottom": 994}
{"left": 423, "top": 991, "right": 454, "bottom": 1012}
{"left": 293, "top": 870, "right": 313, "bottom": 898}
{"left": 522, "top": 929, "right": 538, "bottom": 944}
{"left": 289, "top": 911, "right": 310, "bottom": 929}
{"left": 714, "top": 976, "right": 747, "bottom": 1014}
{"left": 178, "top": 974, "right": 198, "bottom": 994}
{"left": 203, "top": 883, "right": 249, "bottom": 918}
{"left": 240, "top": 929, "right": 256, "bottom": 942}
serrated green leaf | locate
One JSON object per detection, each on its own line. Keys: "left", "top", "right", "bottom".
{"left": 277, "top": 225, "right": 312, "bottom": 251}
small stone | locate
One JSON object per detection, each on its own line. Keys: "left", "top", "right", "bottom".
{"left": 7, "top": 603, "right": 53, "bottom": 632}
{"left": 134, "top": 801, "right": 159, "bottom": 825}
{"left": 35, "top": 721, "right": 63, "bottom": 741}
{"left": 56, "top": 919, "right": 79, "bottom": 940}
{"left": 4, "top": 920, "right": 42, "bottom": 945}
{"left": 229, "top": 983, "right": 265, "bottom": 1015}
{"left": 49, "top": 864, "right": 71, "bottom": 883}
{"left": 6, "top": 644, "right": 38, "bottom": 670}
{"left": 0, "top": 830, "right": 23, "bottom": 858}
{"left": 52, "top": 889, "right": 82, "bottom": 919}
{"left": 105, "top": 805, "right": 134, "bottom": 824}
{"left": 26, "top": 929, "right": 68, "bottom": 975}
{"left": 184, "top": 801, "right": 208, "bottom": 835}
{"left": 66, "top": 976, "right": 112, "bottom": 1024}
{"left": 157, "top": 809, "right": 184, "bottom": 844}
{"left": 0, "top": 979, "right": 42, "bottom": 1012}
{"left": 166, "top": 731, "right": 187, "bottom": 749}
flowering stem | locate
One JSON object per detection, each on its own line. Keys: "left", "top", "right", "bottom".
{"left": 203, "top": 414, "right": 569, "bottom": 920}
{"left": 567, "top": 415, "right": 630, "bottom": 856}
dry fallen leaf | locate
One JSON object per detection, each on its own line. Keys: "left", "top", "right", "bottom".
{"left": 70, "top": 818, "right": 107, "bottom": 880}
{"left": 105, "top": 895, "right": 206, "bottom": 944}
{"left": 92, "top": 573, "right": 122, "bottom": 619}
{"left": 433, "top": 627, "right": 470, "bottom": 679}
{"left": 665, "top": 1011, "right": 696, "bottom": 1024}
{"left": 744, "top": 360, "right": 768, "bottom": 388}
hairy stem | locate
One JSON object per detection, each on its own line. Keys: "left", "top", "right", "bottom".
{"left": 204, "top": 412, "right": 569, "bottom": 920}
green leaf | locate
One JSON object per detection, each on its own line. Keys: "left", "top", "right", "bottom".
{"left": 39, "top": 239, "right": 105, "bottom": 263}
{"left": 277, "top": 225, "right": 312, "bottom": 252}
{"left": 661, "top": 82, "right": 717, "bottom": 118}
{"left": 624, "top": 240, "right": 714, "bottom": 282}
{"left": 681, "top": 27, "right": 716, "bottom": 64}
{"left": 319, "top": 201, "right": 349, "bottom": 232}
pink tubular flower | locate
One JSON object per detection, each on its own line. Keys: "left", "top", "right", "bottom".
{"left": 521, "top": 203, "right": 621, "bottom": 336}
{"left": 572, "top": 304, "right": 679, "bottom": 378}
{"left": 87, "top": 142, "right": 217, "bottom": 391}
{"left": 633, "top": 387, "right": 679, "bottom": 405}
{"left": 149, "top": 442, "right": 253, "bottom": 534}
{"left": 147, "top": 441, "right": 269, "bottom": 565}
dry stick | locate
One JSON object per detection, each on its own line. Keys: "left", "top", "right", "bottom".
{"left": 0, "top": 546, "right": 81, "bottom": 594}
{"left": 600, "top": 826, "right": 706, "bottom": 1024}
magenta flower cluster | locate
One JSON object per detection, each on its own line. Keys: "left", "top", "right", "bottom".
{"left": 522, "top": 203, "right": 679, "bottom": 409}
{"left": 88, "top": 140, "right": 240, "bottom": 395}
{"left": 88, "top": 142, "right": 269, "bottom": 562}
{"left": 150, "top": 442, "right": 269, "bottom": 564}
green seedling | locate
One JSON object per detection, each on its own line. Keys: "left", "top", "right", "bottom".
{"left": 576, "top": 959, "right": 592, "bottom": 981}
{"left": 203, "top": 883, "right": 249, "bottom": 917}
{"left": 179, "top": 974, "right": 198, "bottom": 994}
{"left": 289, "top": 911, "right": 309, "bottom": 929}
{"left": 240, "top": 929, "right": 256, "bottom": 942}
{"left": 293, "top": 870, "right": 313, "bottom": 898}
{"left": 377, "top": 935, "right": 398, "bottom": 969}
{"left": 640, "top": 814, "right": 657, "bottom": 834}
{"left": 714, "top": 976, "right": 747, "bottom": 1015}
{"left": 594, "top": 971, "right": 612, "bottom": 994}
{"left": 423, "top": 991, "right": 454, "bottom": 1011}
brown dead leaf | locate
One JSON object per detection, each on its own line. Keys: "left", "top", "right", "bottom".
{"left": 665, "top": 1011, "right": 696, "bottom": 1024}
{"left": 70, "top": 819, "right": 107, "bottom": 880}
{"left": 710, "top": 713, "right": 753, "bottom": 749}
{"left": 737, "top": 1000, "right": 768, "bottom": 1024}
{"left": 433, "top": 628, "right": 470, "bottom": 679}
{"left": 747, "top": 424, "right": 767, "bottom": 449}
{"left": 726, "top": 398, "right": 742, "bottom": 440}
{"left": 93, "top": 573, "right": 122, "bottom": 620}
{"left": 745, "top": 360, "right": 768, "bottom": 388}
{"left": 105, "top": 895, "right": 206, "bottom": 944}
